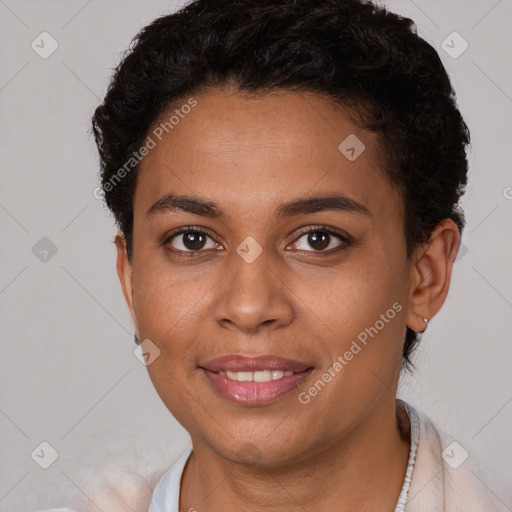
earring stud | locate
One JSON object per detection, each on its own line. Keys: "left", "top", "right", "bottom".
{"left": 421, "top": 318, "right": 429, "bottom": 333}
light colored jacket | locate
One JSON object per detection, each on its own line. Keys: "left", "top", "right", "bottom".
{"left": 42, "top": 402, "right": 511, "bottom": 512}
{"left": 404, "top": 407, "right": 510, "bottom": 511}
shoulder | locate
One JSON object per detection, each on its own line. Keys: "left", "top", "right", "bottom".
{"left": 40, "top": 455, "right": 184, "bottom": 512}
{"left": 406, "top": 404, "right": 511, "bottom": 512}
{"left": 36, "top": 509, "right": 76, "bottom": 512}
{"left": 66, "top": 469, "right": 155, "bottom": 512}
{"left": 34, "top": 446, "right": 190, "bottom": 512}
{"left": 73, "top": 447, "right": 193, "bottom": 512}
{"left": 438, "top": 428, "right": 510, "bottom": 512}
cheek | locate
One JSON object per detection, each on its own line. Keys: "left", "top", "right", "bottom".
{"left": 293, "top": 266, "right": 406, "bottom": 429}
{"left": 134, "top": 262, "right": 207, "bottom": 425}
{"left": 294, "top": 260, "right": 402, "bottom": 337}
{"left": 131, "top": 256, "right": 210, "bottom": 340}
{"left": 145, "top": 360, "right": 203, "bottom": 436}
{"left": 130, "top": 257, "right": 220, "bottom": 411}
{"left": 292, "top": 253, "right": 408, "bottom": 395}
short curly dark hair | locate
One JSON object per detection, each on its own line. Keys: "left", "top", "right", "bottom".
{"left": 91, "top": 0, "right": 470, "bottom": 371}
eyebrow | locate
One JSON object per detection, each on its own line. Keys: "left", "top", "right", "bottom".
{"left": 146, "top": 193, "right": 371, "bottom": 219}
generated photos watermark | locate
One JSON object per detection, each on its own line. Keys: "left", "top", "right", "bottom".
{"left": 298, "top": 301, "right": 403, "bottom": 404}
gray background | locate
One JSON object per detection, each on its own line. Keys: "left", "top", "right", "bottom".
{"left": 0, "top": 0, "right": 511, "bottom": 510}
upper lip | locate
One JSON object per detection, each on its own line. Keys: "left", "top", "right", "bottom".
{"left": 200, "top": 355, "right": 313, "bottom": 373}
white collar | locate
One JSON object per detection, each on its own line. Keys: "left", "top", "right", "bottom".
{"left": 148, "top": 400, "right": 420, "bottom": 512}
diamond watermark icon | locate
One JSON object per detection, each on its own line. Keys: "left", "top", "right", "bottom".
{"left": 236, "top": 236, "right": 263, "bottom": 263}
{"left": 441, "top": 32, "right": 468, "bottom": 59}
{"left": 32, "top": 237, "right": 58, "bottom": 263}
{"left": 338, "top": 134, "right": 366, "bottom": 161}
{"left": 31, "top": 32, "right": 59, "bottom": 59}
{"left": 134, "top": 338, "right": 161, "bottom": 366}
{"left": 442, "top": 441, "right": 469, "bottom": 469}
{"left": 31, "top": 441, "right": 59, "bottom": 469}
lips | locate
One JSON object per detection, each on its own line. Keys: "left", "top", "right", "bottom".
{"left": 199, "top": 355, "right": 314, "bottom": 406}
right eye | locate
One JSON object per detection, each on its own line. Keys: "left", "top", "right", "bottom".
{"left": 164, "top": 227, "right": 223, "bottom": 254}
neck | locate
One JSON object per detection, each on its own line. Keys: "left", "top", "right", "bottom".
{"left": 180, "top": 398, "right": 411, "bottom": 512}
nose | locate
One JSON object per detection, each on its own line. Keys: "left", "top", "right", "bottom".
{"left": 212, "top": 250, "right": 294, "bottom": 335}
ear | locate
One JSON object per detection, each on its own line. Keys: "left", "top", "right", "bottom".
{"left": 406, "top": 219, "right": 460, "bottom": 333}
{"left": 115, "top": 233, "right": 140, "bottom": 337}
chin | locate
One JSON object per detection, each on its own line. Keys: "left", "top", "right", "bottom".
{"left": 204, "top": 430, "right": 308, "bottom": 468}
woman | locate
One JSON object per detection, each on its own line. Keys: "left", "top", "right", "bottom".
{"left": 44, "top": 0, "right": 508, "bottom": 510}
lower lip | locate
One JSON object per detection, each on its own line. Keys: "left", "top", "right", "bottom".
{"left": 201, "top": 369, "right": 313, "bottom": 406}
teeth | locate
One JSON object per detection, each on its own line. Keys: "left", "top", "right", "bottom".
{"left": 254, "top": 370, "right": 272, "bottom": 382}
{"left": 218, "top": 370, "right": 295, "bottom": 381}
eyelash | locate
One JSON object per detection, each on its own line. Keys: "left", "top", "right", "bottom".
{"left": 163, "top": 224, "right": 352, "bottom": 257}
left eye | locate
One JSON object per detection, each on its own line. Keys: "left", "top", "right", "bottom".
{"left": 290, "top": 230, "right": 347, "bottom": 252}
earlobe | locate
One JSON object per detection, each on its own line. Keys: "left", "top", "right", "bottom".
{"left": 406, "top": 219, "right": 460, "bottom": 333}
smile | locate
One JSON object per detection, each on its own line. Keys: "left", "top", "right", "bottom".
{"left": 199, "top": 354, "right": 314, "bottom": 406}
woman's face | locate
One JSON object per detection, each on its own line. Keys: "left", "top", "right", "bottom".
{"left": 119, "top": 88, "right": 414, "bottom": 464}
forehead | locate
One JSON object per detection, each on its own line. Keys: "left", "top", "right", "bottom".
{"left": 134, "top": 89, "right": 400, "bottom": 220}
